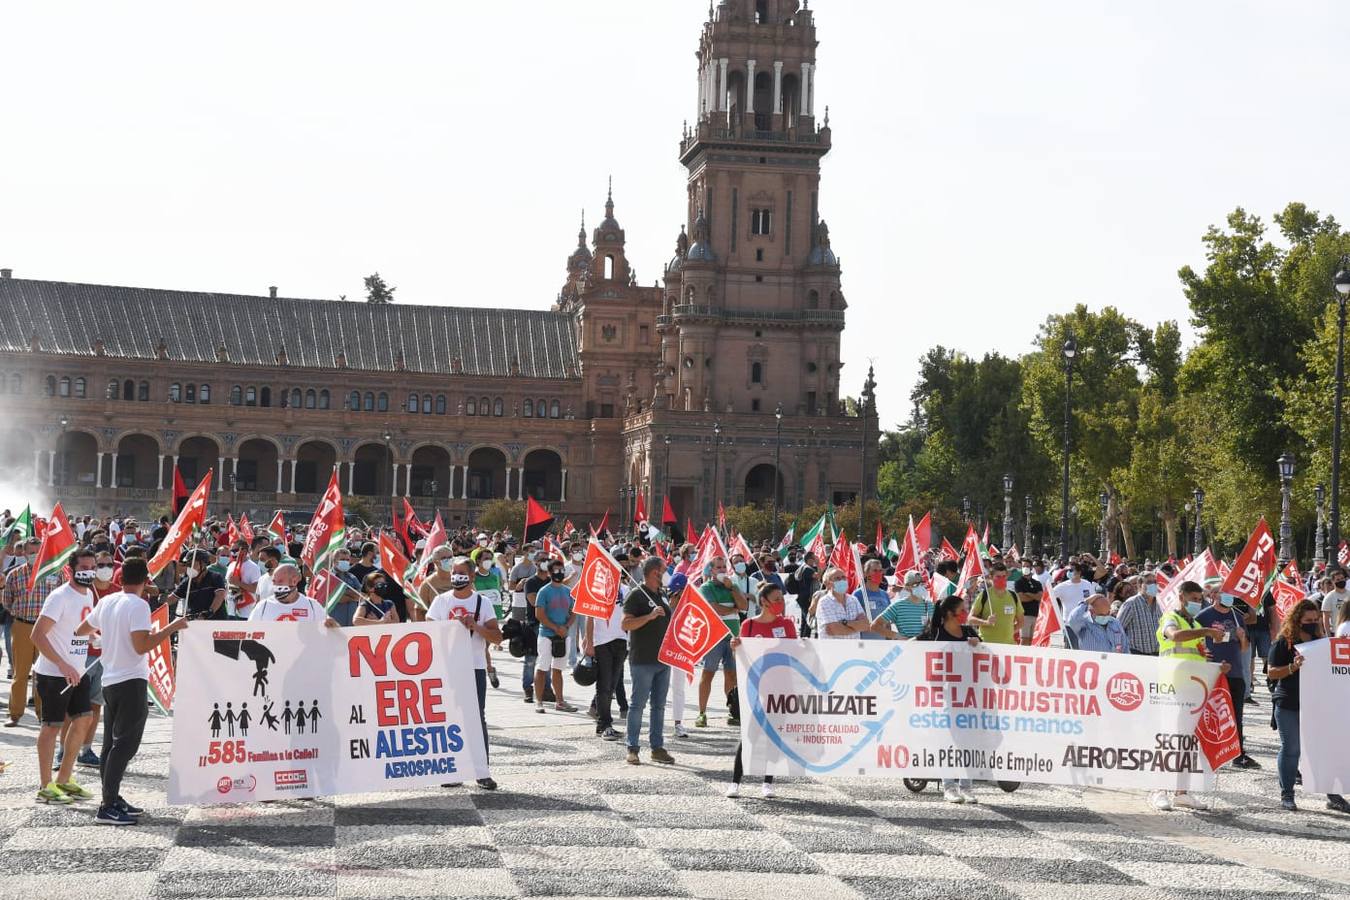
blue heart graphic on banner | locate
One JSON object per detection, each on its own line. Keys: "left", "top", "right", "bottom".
{"left": 746, "top": 646, "right": 902, "bottom": 774}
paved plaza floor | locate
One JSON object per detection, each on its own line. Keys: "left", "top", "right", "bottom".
{"left": 0, "top": 654, "right": 1347, "bottom": 900}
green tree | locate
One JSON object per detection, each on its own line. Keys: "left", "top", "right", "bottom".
{"left": 476, "top": 499, "right": 525, "bottom": 534}
{"left": 364, "top": 272, "right": 396, "bottom": 304}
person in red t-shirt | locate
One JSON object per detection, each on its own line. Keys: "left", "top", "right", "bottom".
{"left": 725, "top": 583, "right": 798, "bottom": 799}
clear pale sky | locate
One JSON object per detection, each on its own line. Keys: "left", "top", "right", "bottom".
{"left": 3, "top": 1, "right": 1347, "bottom": 429}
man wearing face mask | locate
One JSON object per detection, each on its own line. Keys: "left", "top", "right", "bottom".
{"left": 30, "top": 549, "right": 100, "bottom": 804}
{"left": 427, "top": 557, "right": 501, "bottom": 790}
{"left": 728, "top": 553, "right": 755, "bottom": 615}
{"left": 851, "top": 559, "right": 889, "bottom": 641}
{"left": 1320, "top": 567, "right": 1349, "bottom": 634}
{"left": 1197, "top": 591, "right": 1259, "bottom": 769}
{"left": 1065, "top": 593, "right": 1128, "bottom": 653}
{"left": 695, "top": 555, "right": 748, "bottom": 728}
{"left": 471, "top": 548, "right": 504, "bottom": 689}
{"left": 246, "top": 564, "right": 338, "bottom": 626}
{"left": 968, "top": 561, "right": 1021, "bottom": 646}
{"left": 1051, "top": 563, "right": 1095, "bottom": 649}
{"left": 168, "top": 550, "right": 227, "bottom": 621}
{"left": 873, "top": 571, "right": 933, "bottom": 640}
{"left": 531, "top": 560, "right": 577, "bottom": 713}
{"left": 63, "top": 550, "right": 122, "bottom": 769}
{"left": 519, "top": 550, "right": 551, "bottom": 703}
{"left": 1117, "top": 575, "right": 1162, "bottom": 656}
{"left": 3, "top": 538, "right": 55, "bottom": 726}
{"left": 348, "top": 542, "right": 379, "bottom": 586}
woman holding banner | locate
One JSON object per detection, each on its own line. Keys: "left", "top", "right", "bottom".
{"left": 725, "top": 582, "right": 797, "bottom": 798}
{"left": 919, "top": 593, "right": 981, "bottom": 804}
{"left": 1267, "top": 598, "right": 1349, "bottom": 813}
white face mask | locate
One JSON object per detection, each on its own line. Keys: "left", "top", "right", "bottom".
{"left": 572, "top": 552, "right": 584, "bottom": 562}
{"left": 186, "top": 566, "right": 201, "bottom": 579}
{"left": 95, "top": 566, "right": 115, "bottom": 581}
{"left": 273, "top": 584, "right": 294, "bottom": 600}
{"left": 439, "top": 559, "right": 454, "bottom": 572}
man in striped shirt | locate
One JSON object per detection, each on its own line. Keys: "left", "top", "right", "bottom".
{"left": 873, "top": 572, "right": 934, "bottom": 639}
{"left": 3, "top": 538, "right": 57, "bottom": 726}
{"left": 1116, "top": 578, "right": 1161, "bottom": 655}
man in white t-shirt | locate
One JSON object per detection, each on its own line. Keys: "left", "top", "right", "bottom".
{"left": 1051, "top": 563, "right": 1096, "bottom": 648}
{"left": 227, "top": 541, "right": 262, "bottom": 618}
{"left": 75, "top": 558, "right": 188, "bottom": 825}
{"left": 31, "top": 549, "right": 99, "bottom": 804}
{"left": 246, "top": 564, "right": 337, "bottom": 626}
{"left": 427, "top": 557, "right": 502, "bottom": 790}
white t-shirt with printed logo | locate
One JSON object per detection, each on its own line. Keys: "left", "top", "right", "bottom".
{"left": 247, "top": 594, "right": 326, "bottom": 623}
{"left": 34, "top": 582, "right": 93, "bottom": 678}
{"left": 427, "top": 590, "right": 496, "bottom": 669}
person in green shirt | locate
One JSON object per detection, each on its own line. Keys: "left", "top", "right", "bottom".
{"left": 967, "top": 561, "right": 1021, "bottom": 645}
{"left": 471, "top": 547, "right": 504, "bottom": 689}
{"left": 696, "top": 555, "right": 747, "bottom": 728}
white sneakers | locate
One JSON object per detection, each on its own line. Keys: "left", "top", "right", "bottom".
{"left": 1150, "top": 790, "right": 1173, "bottom": 811}
{"left": 761, "top": 782, "right": 775, "bottom": 799}
{"left": 944, "top": 787, "right": 964, "bottom": 804}
{"left": 1172, "top": 792, "right": 1210, "bottom": 811}
{"left": 673, "top": 723, "right": 689, "bottom": 738}
{"left": 959, "top": 787, "right": 978, "bottom": 804}
{"left": 725, "top": 783, "right": 740, "bottom": 798}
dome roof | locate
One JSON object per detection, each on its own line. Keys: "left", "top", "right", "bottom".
{"left": 567, "top": 212, "right": 592, "bottom": 271}
{"left": 807, "top": 219, "right": 838, "bottom": 267}
{"left": 685, "top": 209, "right": 715, "bottom": 263}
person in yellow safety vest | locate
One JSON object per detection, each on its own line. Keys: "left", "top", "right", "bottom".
{"left": 1150, "top": 579, "right": 1231, "bottom": 812}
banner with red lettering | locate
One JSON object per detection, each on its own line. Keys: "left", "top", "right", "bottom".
{"left": 147, "top": 605, "right": 176, "bottom": 713}
{"left": 735, "top": 637, "right": 1228, "bottom": 790}
{"left": 1296, "top": 638, "right": 1350, "bottom": 794}
{"left": 168, "top": 621, "right": 487, "bottom": 805}
{"left": 658, "top": 587, "right": 731, "bottom": 676}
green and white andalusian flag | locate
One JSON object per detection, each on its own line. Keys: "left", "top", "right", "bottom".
{"left": 28, "top": 503, "right": 76, "bottom": 590}
{"left": 2, "top": 505, "right": 32, "bottom": 545}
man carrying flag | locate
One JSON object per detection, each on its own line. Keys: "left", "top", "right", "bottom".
{"left": 5, "top": 505, "right": 78, "bottom": 727}
{"left": 1, "top": 504, "right": 32, "bottom": 545}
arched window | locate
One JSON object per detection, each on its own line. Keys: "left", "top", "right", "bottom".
{"left": 107, "top": 380, "right": 118, "bottom": 400}
{"left": 550, "top": 400, "right": 561, "bottom": 419}
{"left": 348, "top": 390, "right": 359, "bottom": 410}
{"left": 290, "top": 388, "right": 301, "bottom": 408}
{"left": 280, "top": 390, "right": 288, "bottom": 409}
{"left": 10, "top": 374, "right": 19, "bottom": 394}
{"left": 537, "top": 398, "right": 546, "bottom": 417}
{"left": 493, "top": 398, "right": 503, "bottom": 417}
{"left": 807, "top": 289, "right": 819, "bottom": 309}
{"left": 318, "top": 389, "right": 329, "bottom": 410}
{"left": 245, "top": 386, "right": 257, "bottom": 406}
{"left": 363, "top": 392, "right": 374, "bottom": 412}
{"left": 74, "top": 377, "right": 86, "bottom": 399}
{"left": 435, "top": 394, "right": 446, "bottom": 415}
{"left": 524, "top": 399, "right": 533, "bottom": 418}
{"left": 137, "top": 381, "right": 149, "bottom": 401}
{"left": 407, "top": 392, "right": 419, "bottom": 413}
{"left": 200, "top": 384, "right": 211, "bottom": 404}
{"left": 305, "top": 389, "right": 316, "bottom": 409}
{"left": 421, "top": 395, "right": 431, "bottom": 414}
{"left": 467, "top": 397, "right": 477, "bottom": 416}
{"left": 123, "top": 379, "right": 134, "bottom": 401}
{"left": 260, "top": 386, "right": 271, "bottom": 407}
{"left": 377, "top": 392, "right": 389, "bottom": 412}
{"left": 45, "top": 375, "right": 56, "bottom": 397}
{"left": 231, "top": 385, "right": 243, "bottom": 405}
{"left": 185, "top": 383, "right": 195, "bottom": 403}
{"left": 169, "top": 382, "right": 181, "bottom": 402}
{"left": 604, "top": 255, "right": 614, "bottom": 279}
{"left": 751, "top": 362, "right": 763, "bottom": 384}
{"left": 479, "top": 397, "right": 489, "bottom": 417}
{"left": 58, "top": 376, "right": 71, "bottom": 397}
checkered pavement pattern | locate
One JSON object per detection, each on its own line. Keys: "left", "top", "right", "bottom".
{"left": 0, "top": 665, "right": 1348, "bottom": 899}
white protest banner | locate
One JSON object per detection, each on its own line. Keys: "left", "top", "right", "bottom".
{"left": 1296, "top": 637, "right": 1350, "bottom": 794}
{"left": 169, "top": 620, "right": 487, "bottom": 805}
{"left": 735, "top": 638, "right": 1228, "bottom": 791}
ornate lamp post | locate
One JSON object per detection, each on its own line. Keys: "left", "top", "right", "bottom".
{"left": 1192, "top": 487, "right": 1204, "bottom": 556}
{"left": 773, "top": 403, "right": 783, "bottom": 543}
{"left": 58, "top": 415, "right": 68, "bottom": 487}
{"left": 712, "top": 421, "right": 722, "bottom": 520}
{"left": 428, "top": 479, "right": 438, "bottom": 521}
{"left": 1331, "top": 258, "right": 1350, "bottom": 551}
{"left": 382, "top": 427, "right": 393, "bottom": 499}
{"left": 663, "top": 433, "right": 672, "bottom": 520}
{"left": 1278, "top": 451, "right": 1295, "bottom": 564}
{"left": 1024, "top": 494, "right": 1033, "bottom": 555}
{"left": 619, "top": 484, "right": 628, "bottom": 531}
{"left": 1059, "top": 334, "right": 1077, "bottom": 566}
{"left": 1098, "top": 490, "right": 1109, "bottom": 559}
{"left": 1315, "top": 482, "right": 1326, "bottom": 565}
{"left": 962, "top": 495, "right": 970, "bottom": 524}
{"left": 1002, "top": 474, "right": 1014, "bottom": 551}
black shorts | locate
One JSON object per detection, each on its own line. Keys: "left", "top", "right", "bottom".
{"left": 35, "top": 673, "right": 93, "bottom": 726}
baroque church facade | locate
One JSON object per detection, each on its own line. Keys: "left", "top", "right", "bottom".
{"left": 0, "top": 0, "right": 876, "bottom": 530}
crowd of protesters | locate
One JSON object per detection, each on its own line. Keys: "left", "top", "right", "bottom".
{"left": 1, "top": 507, "right": 1348, "bottom": 821}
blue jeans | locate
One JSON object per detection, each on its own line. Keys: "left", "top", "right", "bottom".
{"left": 521, "top": 655, "right": 537, "bottom": 692}
{"left": 1, "top": 618, "right": 10, "bottom": 667}
{"left": 942, "top": 778, "right": 972, "bottom": 790}
{"left": 626, "top": 662, "right": 669, "bottom": 751}
{"left": 1275, "top": 703, "right": 1299, "bottom": 796}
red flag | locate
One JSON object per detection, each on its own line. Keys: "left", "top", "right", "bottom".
{"left": 717, "top": 502, "right": 727, "bottom": 535}
{"left": 391, "top": 498, "right": 411, "bottom": 554}
{"left": 172, "top": 464, "right": 189, "bottom": 518}
{"left": 1338, "top": 540, "right": 1349, "bottom": 568}
{"left": 226, "top": 514, "right": 239, "bottom": 546}
{"left": 915, "top": 512, "right": 932, "bottom": 553}
{"left": 1272, "top": 576, "right": 1306, "bottom": 621}
{"left": 572, "top": 540, "right": 625, "bottom": 620}
{"left": 562, "top": 518, "right": 576, "bottom": 537}
{"left": 662, "top": 496, "right": 677, "bottom": 526}
{"left": 378, "top": 531, "right": 413, "bottom": 591}
{"left": 148, "top": 471, "right": 212, "bottom": 578}
{"left": 634, "top": 493, "right": 648, "bottom": 524}
{"left": 829, "top": 528, "right": 863, "bottom": 594}
{"left": 894, "top": 516, "right": 919, "bottom": 574}
{"left": 299, "top": 471, "right": 345, "bottom": 573}
{"left": 525, "top": 496, "right": 554, "bottom": 542}
{"left": 729, "top": 531, "right": 756, "bottom": 568}
{"left": 266, "top": 510, "right": 286, "bottom": 543}
{"left": 1220, "top": 520, "right": 1276, "bottom": 604}
{"left": 690, "top": 524, "right": 730, "bottom": 581}
{"left": 658, "top": 587, "right": 731, "bottom": 677}
{"left": 1159, "top": 550, "right": 1214, "bottom": 613}
{"left": 238, "top": 514, "right": 255, "bottom": 543}
{"left": 981, "top": 521, "right": 990, "bottom": 545}
{"left": 146, "top": 604, "right": 176, "bottom": 712}
{"left": 685, "top": 518, "right": 695, "bottom": 545}
{"left": 875, "top": 518, "right": 884, "bottom": 555}
{"left": 939, "top": 537, "right": 959, "bottom": 562}
{"left": 1192, "top": 675, "right": 1242, "bottom": 771}
{"left": 411, "top": 512, "right": 448, "bottom": 589}
{"left": 1109, "top": 551, "right": 1121, "bottom": 566}
{"left": 28, "top": 503, "right": 77, "bottom": 590}
{"left": 1030, "top": 586, "right": 1060, "bottom": 647}
{"left": 595, "top": 509, "right": 610, "bottom": 538}
{"left": 544, "top": 536, "right": 565, "bottom": 560}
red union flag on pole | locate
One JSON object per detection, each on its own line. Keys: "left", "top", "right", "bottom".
{"left": 829, "top": 528, "right": 863, "bottom": 594}
{"left": 1030, "top": 585, "right": 1060, "bottom": 647}
{"left": 146, "top": 604, "right": 176, "bottom": 712}
{"left": 658, "top": 587, "right": 731, "bottom": 677}
{"left": 1192, "top": 674, "right": 1242, "bottom": 771}
{"left": 572, "top": 540, "right": 624, "bottom": 620}
{"left": 266, "top": 510, "right": 286, "bottom": 543}
{"left": 1220, "top": 519, "right": 1276, "bottom": 603}
{"left": 148, "top": 470, "right": 212, "bottom": 578}
{"left": 300, "top": 471, "right": 345, "bottom": 573}
{"left": 28, "top": 502, "right": 77, "bottom": 590}
{"left": 238, "top": 514, "right": 255, "bottom": 544}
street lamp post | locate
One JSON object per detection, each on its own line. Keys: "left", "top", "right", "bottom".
{"left": 58, "top": 415, "right": 68, "bottom": 487}
{"left": 1002, "top": 474, "right": 1014, "bottom": 551}
{"left": 428, "top": 480, "right": 438, "bottom": 522}
{"left": 619, "top": 484, "right": 628, "bottom": 531}
{"left": 962, "top": 496, "right": 970, "bottom": 524}
{"left": 1024, "top": 494, "right": 1033, "bottom": 556}
{"left": 663, "top": 434, "right": 672, "bottom": 525}
{"left": 1098, "top": 490, "right": 1109, "bottom": 559}
{"left": 1059, "top": 334, "right": 1078, "bottom": 565}
{"left": 382, "top": 427, "right": 393, "bottom": 500}
{"left": 1315, "top": 482, "right": 1327, "bottom": 565}
{"left": 1278, "top": 451, "right": 1296, "bottom": 564}
{"left": 773, "top": 404, "right": 783, "bottom": 543}
{"left": 712, "top": 421, "right": 722, "bottom": 521}
{"left": 1331, "top": 258, "right": 1350, "bottom": 552}
{"left": 1192, "top": 487, "right": 1205, "bottom": 556}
